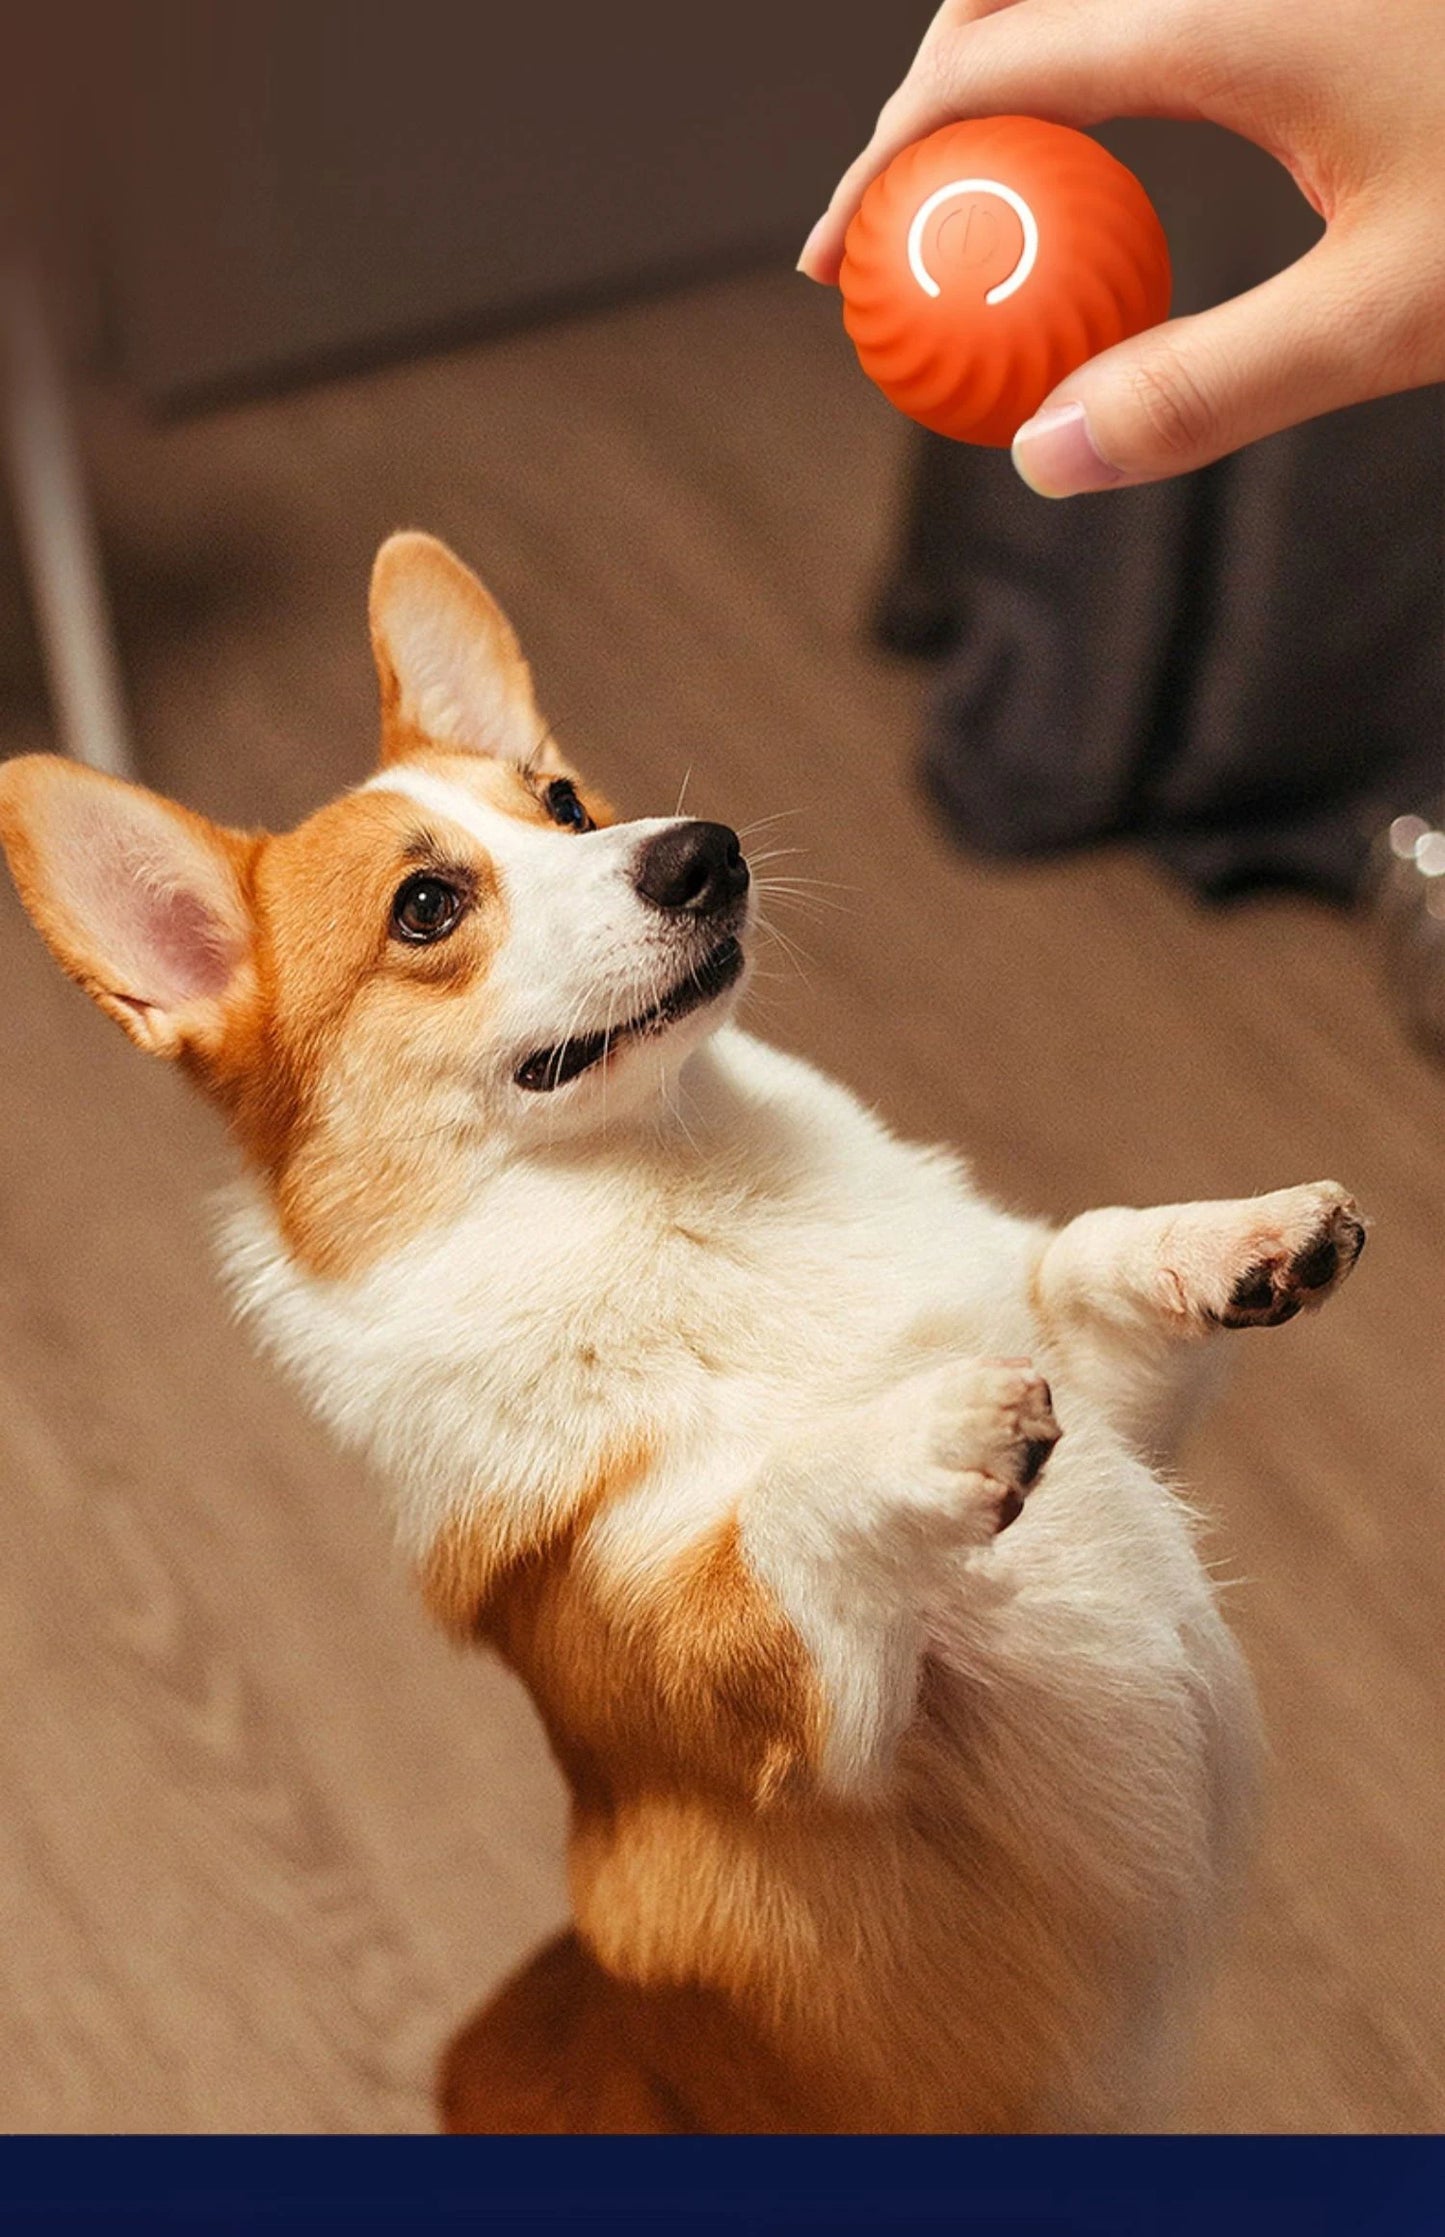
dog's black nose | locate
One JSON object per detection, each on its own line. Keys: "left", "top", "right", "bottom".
{"left": 633, "top": 821, "right": 749, "bottom": 916}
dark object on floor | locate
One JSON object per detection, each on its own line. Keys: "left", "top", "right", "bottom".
{"left": 878, "top": 123, "right": 1444, "bottom": 903}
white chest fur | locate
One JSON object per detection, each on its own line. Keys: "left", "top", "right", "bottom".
{"left": 221, "top": 1029, "right": 1046, "bottom": 1559}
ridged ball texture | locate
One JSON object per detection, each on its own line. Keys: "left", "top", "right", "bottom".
{"left": 840, "top": 118, "right": 1172, "bottom": 448}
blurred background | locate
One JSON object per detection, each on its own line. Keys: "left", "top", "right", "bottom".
{"left": 1, "top": 0, "right": 1441, "bottom": 2133}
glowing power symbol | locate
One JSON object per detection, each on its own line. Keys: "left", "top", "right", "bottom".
{"left": 907, "top": 178, "right": 1039, "bottom": 306}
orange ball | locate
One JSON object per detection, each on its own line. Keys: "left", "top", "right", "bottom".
{"left": 839, "top": 117, "right": 1171, "bottom": 448}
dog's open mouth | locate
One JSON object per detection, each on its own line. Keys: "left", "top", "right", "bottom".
{"left": 514, "top": 937, "right": 744, "bottom": 1093}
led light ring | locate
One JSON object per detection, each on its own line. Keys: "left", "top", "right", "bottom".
{"left": 906, "top": 177, "right": 1040, "bottom": 306}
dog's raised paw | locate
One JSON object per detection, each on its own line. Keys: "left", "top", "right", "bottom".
{"left": 917, "top": 1357, "right": 1062, "bottom": 1538}
{"left": 1212, "top": 1184, "right": 1367, "bottom": 1330}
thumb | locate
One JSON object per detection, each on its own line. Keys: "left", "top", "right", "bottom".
{"left": 1010, "top": 231, "right": 1402, "bottom": 494}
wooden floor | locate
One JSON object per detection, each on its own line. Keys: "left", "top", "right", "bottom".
{"left": 1, "top": 269, "right": 1442, "bottom": 2133}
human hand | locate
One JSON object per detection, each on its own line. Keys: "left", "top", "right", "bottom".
{"left": 798, "top": 0, "right": 1445, "bottom": 493}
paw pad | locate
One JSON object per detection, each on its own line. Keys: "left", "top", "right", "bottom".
{"left": 996, "top": 1488, "right": 1025, "bottom": 1532}
{"left": 1216, "top": 1203, "right": 1366, "bottom": 1330}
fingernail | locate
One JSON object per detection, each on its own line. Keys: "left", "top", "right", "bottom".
{"left": 796, "top": 216, "right": 829, "bottom": 276}
{"left": 1011, "top": 403, "right": 1125, "bottom": 498}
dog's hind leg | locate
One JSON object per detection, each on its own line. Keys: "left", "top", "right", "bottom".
{"left": 1031, "top": 1182, "right": 1367, "bottom": 1455}
{"left": 437, "top": 1931, "right": 814, "bottom": 2134}
{"left": 437, "top": 1933, "right": 693, "bottom": 2134}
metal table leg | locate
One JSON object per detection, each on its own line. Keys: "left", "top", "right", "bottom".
{"left": 0, "top": 262, "right": 133, "bottom": 778}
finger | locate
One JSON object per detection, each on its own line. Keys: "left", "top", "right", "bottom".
{"left": 1009, "top": 227, "right": 1420, "bottom": 494}
{"left": 797, "top": 0, "right": 1198, "bottom": 285}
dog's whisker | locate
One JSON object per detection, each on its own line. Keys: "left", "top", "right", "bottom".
{"left": 599, "top": 983, "right": 617, "bottom": 1132}
{"left": 749, "top": 866, "right": 862, "bottom": 895}
{"left": 735, "top": 809, "right": 806, "bottom": 841}
{"left": 752, "top": 909, "right": 816, "bottom": 983}
{"left": 752, "top": 886, "right": 840, "bottom": 909}
{"left": 760, "top": 872, "right": 850, "bottom": 908}
{"left": 752, "top": 885, "right": 847, "bottom": 920}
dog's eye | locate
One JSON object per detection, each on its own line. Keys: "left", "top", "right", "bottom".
{"left": 544, "top": 778, "right": 593, "bottom": 834}
{"left": 391, "top": 873, "right": 465, "bottom": 944}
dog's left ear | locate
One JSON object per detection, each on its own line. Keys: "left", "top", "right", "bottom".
{"left": 369, "top": 531, "right": 541, "bottom": 766}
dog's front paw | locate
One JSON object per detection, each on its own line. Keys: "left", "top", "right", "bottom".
{"left": 902, "top": 1357, "right": 1061, "bottom": 1545}
{"left": 1205, "top": 1183, "right": 1368, "bottom": 1330}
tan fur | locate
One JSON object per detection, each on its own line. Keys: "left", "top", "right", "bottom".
{"left": 491, "top": 1517, "right": 823, "bottom": 1812}
{"left": 420, "top": 1437, "right": 658, "bottom": 1636}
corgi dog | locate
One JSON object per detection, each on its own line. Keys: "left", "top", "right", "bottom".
{"left": 0, "top": 532, "right": 1367, "bottom": 2134}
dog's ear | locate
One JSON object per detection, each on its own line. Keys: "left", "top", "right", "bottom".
{"left": 369, "top": 531, "right": 541, "bottom": 766}
{"left": 0, "top": 756, "right": 257, "bottom": 1059}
